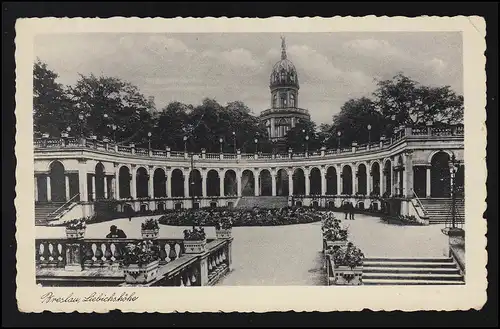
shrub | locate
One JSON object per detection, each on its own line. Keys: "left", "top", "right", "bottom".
{"left": 328, "top": 242, "right": 364, "bottom": 268}
{"left": 141, "top": 218, "right": 159, "bottom": 230}
{"left": 122, "top": 240, "right": 160, "bottom": 266}
{"left": 65, "top": 217, "right": 87, "bottom": 230}
{"left": 183, "top": 227, "right": 206, "bottom": 241}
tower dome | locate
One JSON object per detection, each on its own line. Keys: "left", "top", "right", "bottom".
{"left": 269, "top": 37, "right": 299, "bottom": 89}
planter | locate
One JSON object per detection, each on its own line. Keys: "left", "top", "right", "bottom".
{"left": 141, "top": 228, "right": 159, "bottom": 239}
{"left": 123, "top": 260, "right": 160, "bottom": 284}
{"left": 65, "top": 228, "right": 85, "bottom": 239}
{"left": 331, "top": 265, "right": 363, "bottom": 285}
{"left": 325, "top": 239, "right": 348, "bottom": 249}
{"left": 183, "top": 239, "right": 207, "bottom": 254}
{"left": 216, "top": 228, "right": 232, "bottom": 239}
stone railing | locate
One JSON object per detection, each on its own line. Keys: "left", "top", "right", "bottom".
{"left": 34, "top": 124, "right": 464, "bottom": 162}
{"left": 35, "top": 236, "right": 233, "bottom": 287}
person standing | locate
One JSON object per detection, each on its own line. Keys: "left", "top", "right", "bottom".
{"left": 343, "top": 202, "right": 349, "bottom": 220}
{"left": 349, "top": 202, "right": 355, "bottom": 220}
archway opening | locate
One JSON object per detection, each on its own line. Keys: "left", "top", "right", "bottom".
{"left": 357, "top": 164, "right": 367, "bottom": 195}
{"left": 95, "top": 163, "right": 106, "bottom": 200}
{"left": 189, "top": 169, "right": 202, "bottom": 197}
{"left": 207, "top": 170, "right": 220, "bottom": 197}
{"left": 153, "top": 168, "right": 166, "bottom": 198}
{"left": 371, "top": 162, "right": 381, "bottom": 196}
{"left": 293, "top": 168, "right": 305, "bottom": 196}
{"left": 171, "top": 169, "right": 184, "bottom": 197}
{"left": 383, "top": 161, "right": 392, "bottom": 196}
{"left": 455, "top": 165, "right": 465, "bottom": 197}
{"left": 326, "top": 167, "right": 337, "bottom": 195}
{"left": 119, "top": 166, "right": 131, "bottom": 198}
{"left": 136, "top": 167, "right": 149, "bottom": 198}
{"left": 49, "top": 161, "right": 66, "bottom": 202}
{"left": 431, "top": 152, "right": 451, "bottom": 198}
{"left": 241, "top": 170, "right": 255, "bottom": 196}
{"left": 342, "top": 166, "right": 353, "bottom": 195}
{"left": 276, "top": 169, "right": 289, "bottom": 196}
{"left": 224, "top": 170, "right": 237, "bottom": 196}
{"left": 259, "top": 170, "right": 272, "bottom": 196}
{"left": 310, "top": 168, "right": 322, "bottom": 195}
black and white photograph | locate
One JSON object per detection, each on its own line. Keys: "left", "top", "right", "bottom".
{"left": 14, "top": 16, "right": 487, "bottom": 312}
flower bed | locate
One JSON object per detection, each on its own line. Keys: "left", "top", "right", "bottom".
{"left": 381, "top": 214, "right": 426, "bottom": 226}
{"left": 322, "top": 214, "right": 348, "bottom": 250}
{"left": 65, "top": 218, "right": 87, "bottom": 239}
{"left": 122, "top": 240, "right": 160, "bottom": 284}
{"left": 183, "top": 227, "right": 207, "bottom": 254}
{"left": 327, "top": 242, "right": 365, "bottom": 285}
{"left": 141, "top": 218, "right": 160, "bottom": 239}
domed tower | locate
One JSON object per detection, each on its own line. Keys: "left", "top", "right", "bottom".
{"left": 260, "top": 37, "right": 311, "bottom": 144}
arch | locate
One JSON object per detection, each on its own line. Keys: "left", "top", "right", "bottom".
{"left": 224, "top": 170, "right": 237, "bottom": 196}
{"left": 241, "top": 170, "right": 255, "bottom": 196}
{"left": 49, "top": 161, "right": 66, "bottom": 202}
{"left": 272, "top": 93, "right": 278, "bottom": 108}
{"left": 341, "top": 165, "right": 353, "bottom": 195}
{"left": 95, "top": 162, "right": 106, "bottom": 200}
{"left": 189, "top": 169, "right": 202, "bottom": 197}
{"left": 357, "top": 163, "right": 367, "bottom": 195}
{"left": 118, "top": 166, "right": 131, "bottom": 198}
{"left": 370, "top": 162, "right": 381, "bottom": 195}
{"left": 326, "top": 166, "right": 338, "bottom": 195}
{"left": 427, "top": 150, "right": 453, "bottom": 164}
{"left": 259, "top": 169, "right": 273, "bottom": 196}
{"left": 431, "top": 151, "right": 451, "bottom": 198}
{"left": 157, "top": 202, "right": 165, "bottom": 212}
{"left": 206, "top": 170, "right": 220, "bottom": 197}
{"left": 383, "top": 160, "right": 392, "bottom": 196}
{"left": 171, "top": 169, "right": 184, "bottom": 197}
{"left": 293, "top": 168, "right": 305, "bottom": 196}
{"left": 276, "top": 169, "right": 289, "bottom": 196}
{"left": 310, "top": 167, "right": 322, "bottom": 195}
{"left": 136, "top": 167, "right": 149, "bottom": 198}
{"left": 153, "top": 168, "right": 166, "bottom": 198}
{"left": 275, "top": 118, "right": 291, "bottom": 138}
{"left": 290, "top": 93, "right": 296, "bottom": 107}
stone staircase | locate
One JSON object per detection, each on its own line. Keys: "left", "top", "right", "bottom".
{"left": 236, "top": 196, "right": 289, "bottom": 209}
{"left": 363, "top": 257, "right": 464, "bottom": 285}
{"left": 420, "top": 198, "right": 465, "bottom": 224}
{"left": 35, "top": 202, "right": 67, "bottom": 225}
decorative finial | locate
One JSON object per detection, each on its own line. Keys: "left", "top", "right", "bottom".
{"left": 281, "top": 36, "right": 287, "bottom": 60}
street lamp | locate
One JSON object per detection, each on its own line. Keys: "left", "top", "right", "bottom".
{"left": 232, "top": 131, "right": 236, "bottom": 154}
{"left": 111, "top": 124, "right": 117, "bottom": 142}
{"left": 305, "top": 135, "right": 309, "bottom": 155}
{"left": 147, "top": 132, "right": 152, "bottom": 150}
{"left": 183, "top": 136, "right": 188, "bottom": 153}
{"left": 449, "top": 154, "right": 459, "bottom": 229}
{"left": 337, "top": 131, "right": 342, "bottom": 149}
{"left": 78, "top": 112, "right": 85, "bottom": 137}
{"left": 367, "top": 124, "right": 372, "bottom": 144}
{"left": 254, "top": 137, "right": 258, "bottom": 153}
{"left": 219, "top": 137, "right": 223, "bottom": 154}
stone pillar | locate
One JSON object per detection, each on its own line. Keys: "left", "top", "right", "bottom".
{"left": 78, "top": 168, "right": 88, "bottom": 202}
{"left": 336, "top": 166, "right": 342, "bottom": 195}
{"left": 402, "top": 167, "right": 408, "bottom": 198}
{"left": 111, "top": 176, "right": 116, "bottom": 199}
{"left": 65, "top": 243, "right": 83, "bottom": 272}
{"left": 271, "top": 171, "right": 277, "bottom": 196}
{"left": 305, "top": 169, "right": 310, "bottom": 196}
{"left": 65, "top": 175, "right": 70, "bottom": 201}
{"left": 404, "top": 153, "right": 413, "bottom": 198}
{"left": 352, "top": 167, "right": 357, "bottom": 195}
{"left": 183, "top": 170, "right": 190, "bottom": 198}
{"left": 34, "top": 175, "right": 38, "bottom": 202}
{"left": 287, "top": 169, "right": 293, "bottom": 196}
{"left": 366, "top": 167, "right": 371, "bottom": 195}
{"left": 148, "top": 167, "right": 154, "bottom": 198}
{"left": 219, "top": 170, "right": 225, "bottom": 197}
{"left": 46, "top": 175, "right": 51, "bottom": 202}
{"left": 201, "top": 170, "right": 207, "bottom": 198}
{"left": 103, "top": 176, "right": 108, "bottom": 199}
{"left": 166, "top": 170, "right": 172, "bottom": 197}
{"left": 199, "top": 256, "right": 209, "bottom": 286}
{"left": 426, "top": 166, "right": 431, "bottom": 198}
{"left": 130, "top": 167, "right": 137, "bottom": 199}
{"left": 236, "top": 171, "right": 242, "bottom": 197}
{"left": 91, "top": 175, "right": 96, "bottom": 201}
{"left": 379, "top": 163, "right": 384, "bottom": 195}
{"left": 321, "top": 169, "right": 327, "bottom": 196}
{"left": 254, "top": 170, "right": 259, "bottom": 196}
{"left": 390, "top": 165, "right": 395, "bottom": 196}
{"left": 270, "top": 117, "right": 275, "bottom": 138}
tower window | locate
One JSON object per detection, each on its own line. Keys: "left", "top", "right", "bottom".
{"left": 290, "top": 94, "right": 295, "bottom": 107}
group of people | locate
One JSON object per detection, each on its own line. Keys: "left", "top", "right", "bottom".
{"left": 342, "top": 202, "right": 356, "bottom": 220}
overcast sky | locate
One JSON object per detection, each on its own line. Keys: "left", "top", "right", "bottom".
{"left": 34, "top": 32, "right": 463, "bottom": 124}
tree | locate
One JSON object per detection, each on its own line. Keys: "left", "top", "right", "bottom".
{"left": 284, "top": 120, "right": 320, "bottom": 153}
{"left": 33, "top": 59, "right": 74, "bottom": 137}
{"left": 153, "top": 102, "right": 190, "bottom": 150}
{"left": 68, "top": 74, "right": 155, "bottom": 144}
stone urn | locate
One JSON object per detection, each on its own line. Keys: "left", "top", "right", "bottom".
{"left": 141, "top": 228, "right": 159, "bottom": 240}
{"left": 330, "top": 265, "right": 363, "bottom": 285}
{"left": 216, "top": 228, "right": 232, "bottom": 239}
{"left": 65, "top": 228, "right": 85, "bottom": 240}
{"left": 123, "top": 260, "right": 160, "bottom": 284}
{"left": 183, "top": 239, "right": 207, "bottom": 254}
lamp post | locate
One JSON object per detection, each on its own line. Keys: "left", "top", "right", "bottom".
{"left": 254, "top": 138, "right": 258, "bottom": 154}
{"left": 367, "top": 124, "right": 372, "bottom": 145}
{"left": 232, "top": 131, "right": 236, "bottom": 154}
{"left": 183, "top": 136, "right": 188, "bottom": 154}
{"left": 219, "top": 137, "right": 223, "bottom": 154}
{"left": 147, "top": 132, "right": 152, "bottom": 150}
{"left": 449, "top": 154, "right": 459, "bottom": 229}
{"left": 337, "top": 131, "right": 342, "bottom": 150}
{"left": 305, "top": 135, "right": 309, "bottom": 156}
{"left": 111, "top": 124, "right": 117, "bottom": 142}
{"left": 78, "top": 112, "right": 85, "bottom": 137}
{"left": 190, "top": 153, "right": 199, "bottom": 229}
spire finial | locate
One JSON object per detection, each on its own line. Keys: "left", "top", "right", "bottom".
{"left": 281, "top": 36, "right": 287, "bottom": 60}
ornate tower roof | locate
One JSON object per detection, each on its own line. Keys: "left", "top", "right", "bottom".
{"left": 270, "top": 37, "right": 299, "bottom": 89}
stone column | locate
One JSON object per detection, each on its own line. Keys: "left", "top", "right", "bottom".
{"left": 270, "top": 117, "right": 275, "bottom": 138}
{"left": 91, "top": 175, "right": 96, "bottom": 201}
{"left": 166, "top": 169, "right": 172, "bottom": 197}
{"left": 352, "top": 167, "right": 357, "bottom": 195}
{"left": 254, "top": 170, "right": 259, "bottom": 196}
{"left": 183, "top": 170, "right": 190, "bottom": 198}
{"left": 236, "top": 171, "right": 242, "bottom": 197}
{"left": 404, "top": 153, "right": 413, "bottom": 198}
{"left": 390, "top": 165, "right": 395, "bottom": 196}
{"left": 46, "top": 175, "right": 51, "bottom": 202}
{"left": 201, "top": 170, "right": 207, "bottom": 198}
{"left": 321, "top": 169, "right": 327, "bottom": 196}
{"left": 65, "top": 175, "right": 70, "bottom": 201}
{"left": 366, "top": 167, "right": 371, "bottom": 195}
{"left": 336, "top": 166, "right": 342, "bottom": 195}
{"left": 148, "top": 167, "right": 154, "bottom": 198}
{"left": 305, "top": 168, "right": 310, "bottom": 196}
{"left": 78, "top": 167, "right": 88, "bottom": 202}
{"left": 287, "top": 169, "right": 293, "bottom": 196}
{"left": 219, "top": 170, "right": 225, "bottom": 197}
{"left": 271, "top": 171, "right": 277, "bottom": 196}
{"left": 111, "top": 175, "right": 116, "bottom": 199}
{"left": 114, "top": 165, "right": 119, "bottom": 199}
{"left": 426, "top": 166, "right": 431, "bottom": 198}
{"left": 379, "top": 163, "right": 384, "bottom": 195}
{"left": 402, "top": 167, "right": 408, "bottom": 197}
{"left": 34, "top": 175, "right": 38, "bottom": 202}
{"left": 130, "top": 167, "right": 137, "bottom": 199}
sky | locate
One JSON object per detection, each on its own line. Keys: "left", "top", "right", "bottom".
{"left": 34, "top": 32, "right": 463, "bottom": 124}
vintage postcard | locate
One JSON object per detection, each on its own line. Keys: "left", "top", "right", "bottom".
{"left": 15, "top": 16, "right": 487, "bottom": 312}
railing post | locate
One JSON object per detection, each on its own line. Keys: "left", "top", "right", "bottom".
{"left": 351, "top": 142, "right": 357, "bottom": 153}
{"left": 237, "top": 149, "right": 241, "bottom": 160}
{"left": 130, "top": 143, "right": 136, "bottom": 155}
{"left": 114, "top": 144, "right": 118, "bottom": 152}
{"left": 380, "top": 136, "right": 385, "bottom": 148}
{"left": 254, "top": 153, "right": 258, "bottom": 160}
{"left": 166, "top": 146, "right": 171, "bottom": 159}
{"left": 321, "top": 146, "right": 326, "bottom": 157}
{"left": 288, "top": 148, "right": 292, "bottom": 159}
{"left": 201, "top": 148, "right": 206, "bottom": 159}
{"left": 65, "top": 242, "right": 83, "bottom": 272}
{"left": 198, "top": 256, "right": 209, "bottom": 286}
{"left": 219, "top": 153, "right": 224, "bottom": 160}
{"left": 426, "top": 121, "right": 433, "bottom": 135}
{"left": 79, "top": 137, "right": 86, "bottom": 147}
{"left": 405, "top": 127, "right": 412, "bottom": 136}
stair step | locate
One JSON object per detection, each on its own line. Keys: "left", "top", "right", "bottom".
{"left": 363, "top": 279, "right": 465, "bottom": 285}
{"left": 363, "top": 262, "right": 457, "bottom": 268}
{"left": 363, "top": 273, "right": 463, "bottom": 281}
{"left": 365, "top": 257, "right": 453, "bottom": 263}
{"left": 363, "top": 267, "right": 460, "bottom": 274}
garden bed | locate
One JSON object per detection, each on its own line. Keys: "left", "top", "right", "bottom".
{"left": 381, "top": 215, "right": 427, "bottom": 226}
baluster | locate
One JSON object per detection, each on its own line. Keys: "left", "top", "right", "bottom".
{"left": 179, "top": 274, "right": 185, "bottom": 287}
{"left": 175, "top": 243, "right": 181, "bottom": 258}
{"left": 191, "top": 270, "right": 197, "bottom": 285}
{"left": 57, "top": 243, "right": 64, "bottom": 267}
{"left": 103, "top": 243, "right": 112, "bottom": 266}
{"left": 83, "top": 243, "right": 95, "bottom": 267}
{"left": 185, "top": 274, "right": 191, "bottom": 287}
{"left": 38, "top": 242, "right": 45, "bottom": 262}
{"left": 164, "top": 243, "right": 171, "bottom": 263}
{"left": 221, "top": 250, "right": 226, "bottom": 262}
{"left": 208, "top": 257, "right": 213, "bottom": 272}
{"left": 110, "top": 244, "right": 116, "bottom": 262}
{"left": 48, "top": 243, "right": 54, "bottom": 262}
{"left": 168, "top": 242, "right": 177, "bottom": 261}
{"left": 91, "top": 243, "right": 99, "bottom": 265}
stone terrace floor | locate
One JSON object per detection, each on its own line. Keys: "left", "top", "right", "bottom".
{"left": 36, "top": 212, "right": 450, "bottom": 286}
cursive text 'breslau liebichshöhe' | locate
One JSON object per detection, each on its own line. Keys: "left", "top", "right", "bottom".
{"left": 40, "top": 292, "right": 139, "bottom": 304}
